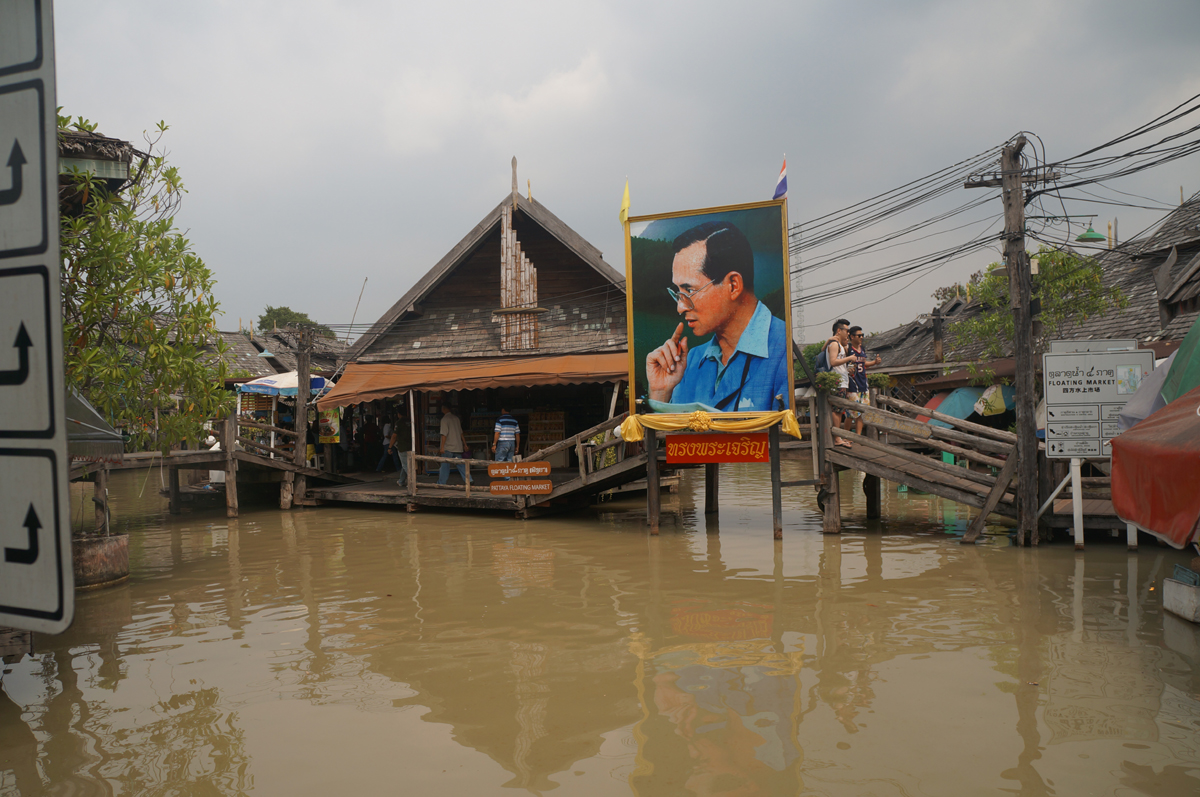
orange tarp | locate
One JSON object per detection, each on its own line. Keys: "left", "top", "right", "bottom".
{"left": 317, "top": 353, "right": 629, "bottom": 410}
{"left": 1110, "top": 385, "right": 1200, "bottom": 549}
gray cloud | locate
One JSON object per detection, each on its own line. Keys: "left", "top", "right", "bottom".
{"left": 54, "top": 0, "right": 1200, "bottom": 341}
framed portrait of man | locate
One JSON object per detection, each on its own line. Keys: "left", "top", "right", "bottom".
{"left": 624, "top": 199, "right": 794, "bottom": 415}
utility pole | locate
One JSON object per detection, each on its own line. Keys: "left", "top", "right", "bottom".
{"left": 1003, "top": 138, "right": 1039, "bottom": 545}
{"left": 967, "top": 136, "right": 1038, "bottom": 544}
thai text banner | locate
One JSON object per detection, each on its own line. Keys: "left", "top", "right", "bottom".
{"left": 665, "top": 433, "right": 769, "bottom": 463}
{"left": 487, "top": 461, "right": 550, "bottom": 478}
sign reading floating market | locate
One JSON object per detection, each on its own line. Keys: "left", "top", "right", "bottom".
{"left": 487, "top": 461, "right": 550, "bottom": 478}
{"left": 0, "top": 0, "right": 74, "bottom": 634}
{"left": 666, "top": 433, "right": 770, "bottom": 463}
{"left": 1042, "top": 346, "right": 1154, "bottom": 459}
{"left": 625, "top": 199, "right": 794, "bottom": 417}
{"left": 489, "top": 480, "right": 553, "bottom": 495}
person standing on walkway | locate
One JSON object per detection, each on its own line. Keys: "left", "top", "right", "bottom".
{"left": 492, "top": 408, "right": 521, "bottom": 463}
{"left": 824, "top": 318, "right": 858, "bottom": 448}
{"left": 846, "top": 326, "right": 881, "bottom": 438}
{"left": 437, "top": 404, "right": 470, "bottom": 485}
{"left": 376, "top": 425, "right": 407, "bottom": 483}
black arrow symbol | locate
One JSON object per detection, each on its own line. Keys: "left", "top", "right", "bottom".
{"left": 5, "top": 504, "right": 40, "bottom": 565}
{"left": 0, "top": 140, "right": 26, "bottom": 206}
{"left": 0, "top": 323, "right": 32, "bottom": 386}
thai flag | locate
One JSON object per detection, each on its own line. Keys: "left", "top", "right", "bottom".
{"left": 772, "top": 158, "right": 787, "bottom": 199}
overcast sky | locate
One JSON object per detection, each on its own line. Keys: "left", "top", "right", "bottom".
{"left": 54, "top": 0, "right": 1200, "bottom": 344}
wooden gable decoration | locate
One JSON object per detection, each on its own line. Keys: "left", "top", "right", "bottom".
{"left": 346, "top": 167, "right": 625, "bottom": 365}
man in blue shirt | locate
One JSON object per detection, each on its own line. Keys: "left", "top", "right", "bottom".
{"left": 492, "top": 408, "right": 520, "bottom": 462}
{"left": 645, "top": 221, "right": 790, "bottom": 412}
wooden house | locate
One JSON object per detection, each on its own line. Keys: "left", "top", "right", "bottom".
{"left": 321, "top": 164, "right": 628, "bottom": 468}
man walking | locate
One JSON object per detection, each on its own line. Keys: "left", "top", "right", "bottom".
{"left": 437, "top": 403, "right": 470, "bottom": 486}
{"left": 492, "top": 408, "right": 520, "bottom": 463}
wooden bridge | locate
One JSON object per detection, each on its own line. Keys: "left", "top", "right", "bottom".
{"left": 806, "top": 389, "right": 1136, "bottom": 547}
{"left": 813, "top": 390, "right": 1020, "bottom": 543}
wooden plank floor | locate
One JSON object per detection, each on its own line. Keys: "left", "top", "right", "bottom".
{"left": 310, "top": 453, "right": 653, "bottom": 516}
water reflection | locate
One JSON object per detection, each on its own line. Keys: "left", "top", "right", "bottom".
{"left": 0, "top": 461, "right": 1197, "bottom": 795}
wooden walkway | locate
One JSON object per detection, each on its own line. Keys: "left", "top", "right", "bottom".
{"left": 309, "top": 415, "right": 659, "bottom": 518}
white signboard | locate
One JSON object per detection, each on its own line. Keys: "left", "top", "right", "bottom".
{"left": 1042, "top": 348, "right": 1155, "bottom": 460}
{"left": 0, "top": 0, "right": 73, "bottom": 633}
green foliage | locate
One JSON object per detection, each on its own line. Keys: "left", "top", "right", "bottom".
{"left": 867, "top": 372, "right": 892, "bottom": 390}
{"left": 947, "top": 247, "right": 1128, "bottom": 373}
{"left": 800, "top": 342, "right": 825, "bottom": 380}
{"left": 258, "top": 306, "right": 334, "bottom": 338}
{"left": 813, "top": 371, "right": 841, "bottom": 391}
{"left": 59, "top": 113, "right": 233, "bottom": 452}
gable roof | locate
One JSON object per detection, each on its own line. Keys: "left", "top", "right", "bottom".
{"left": 345, "top": 192, "right": 624, "bottom": 363}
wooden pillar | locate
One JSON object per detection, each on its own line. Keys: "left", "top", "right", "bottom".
{"left": 280, "top": 471, "right": 294, "bottom": 510}
{"left": 294, "top": 327, "right": 312, "bottom": 504}
{"left": 1070, "top": 457, "right": 1084, "bottom": 550}
{"left": 816, "top": 390, "right": 840, "bottom": 534}
{"left": 168, "top": 466, "right": 181, "bottom": 515}
{"left": 224, "top": 412, "right": 239, "bottom": 518}
{"left": 808, "top": 396, "right": 819, "bottom": 475}
{"left": 94, "top": 466, "right": 108, "bottom": 534}
{"left": 645, "top": 428, "right": 660, "bottom": 534}
{"left": 864, "top": 387, "right": 881, "bottom": 519}
{"left": 1126, "top": 522, "right": 1138, "bottom": 551}
{"left": 864, "top": 474, "right": 881, "bottom": 519}
{"left": 769, "top": 424, "right": 783, "bottom": 540}
{"left": 704, "top": 463, "right": 719, "bottom": 516}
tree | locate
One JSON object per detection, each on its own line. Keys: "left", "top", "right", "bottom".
{"left": 257, "top": 306, "right": 334, "bottom": 338}
{"left": 945, "top": 247, "right": 1128, "bottom": 378}
{"left": 59, "top": 113, "right": 233, "bottom": 451}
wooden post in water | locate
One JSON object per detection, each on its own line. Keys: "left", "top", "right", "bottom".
{"left": 94, "top": 466, "right": 108, "bottom": 533}
{"left": 293, "top": 327, "right": 312, "bottom": 504}
{"left": 816, "top": 390, "right": 840, "bottom": 533}
{"left": 864, "top": 387, "right": 881, "bottom": 519}
{"left": 704, "top": 463, "right": 719, "bottom": 516}
{"left": 769, "top": 424, "right": 783, "bottom": 539}
{"left": 224, "top": 411, "right": 239, "bottom": 518}
{"left": 280, "top": 471, "right": 294, "bottom": 509}
{"left": 645, "top": 427, "right": 660, "bottom": 534}
{"left": 168, "top": 466, "right": 180, "bottom": 515}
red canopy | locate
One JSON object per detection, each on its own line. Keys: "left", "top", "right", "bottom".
{"left": 1110, "top": 385, "right": 1200, "bottom": 548}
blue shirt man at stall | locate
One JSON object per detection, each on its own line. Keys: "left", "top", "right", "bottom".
{"left": 645, "top": 221, "right": 790, "bottom": 413}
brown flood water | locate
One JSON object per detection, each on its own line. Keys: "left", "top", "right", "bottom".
{"left": 2, "top": 457, "right": 1199, "bottom": 796}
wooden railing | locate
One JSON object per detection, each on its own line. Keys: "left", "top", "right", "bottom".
{"left": 402, "top": 414, "right": 630, "bottom": 497}
{"left": 818, "top": 390, "right": 1020, "bottom": 542}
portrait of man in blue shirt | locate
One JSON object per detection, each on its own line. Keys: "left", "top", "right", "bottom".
{"left": 645, "top": 221, "right": 791, "bottom": 413}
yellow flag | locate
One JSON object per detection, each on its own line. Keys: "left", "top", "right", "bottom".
{"left": 618, "top": 180, "right": 630, "bottom": 225}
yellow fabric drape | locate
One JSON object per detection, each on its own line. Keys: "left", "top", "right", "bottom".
{"left": 620, "top": 410, "right": 802, "bottom": 442}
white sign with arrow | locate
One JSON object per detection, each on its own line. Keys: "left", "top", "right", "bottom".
{"left": 0, "top": 0, "right": 73, "bottom": 634}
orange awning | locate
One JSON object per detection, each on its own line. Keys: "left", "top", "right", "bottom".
{"left": 317, "top": 353, "right": 629, "bottom": 410}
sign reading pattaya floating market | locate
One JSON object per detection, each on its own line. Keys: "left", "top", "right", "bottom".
{"left": 666, "top": 433, "right": 769, "bottom": 463}
{"left": 490, "top": 480, "right": 553, "bottom": 495}
{"left": 625, "top": 199, "right": 794, "bottom": 417}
